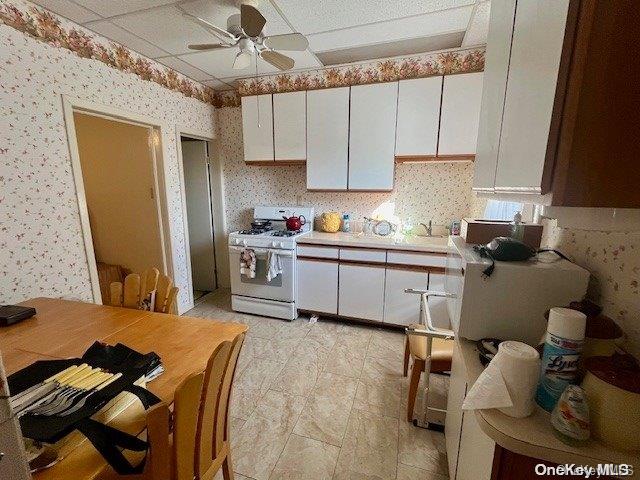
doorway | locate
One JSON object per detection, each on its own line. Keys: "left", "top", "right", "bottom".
{"left": 72, "top": 111, "right": 168, "bottom": 304}
{"left": 180, "top": 136, "right": 218, "bottom": 303}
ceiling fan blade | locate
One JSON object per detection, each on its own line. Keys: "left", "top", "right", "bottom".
{"left": 181, "top": 11, "right": 237, "bottom": 44}
{"left": 241, "top": 4, "right": 266, "bottom": 37}
{"left": 188, "top": 43, "right": 231, "bottom": 51}
{"left": 260, "top": 50, "right": 295, "bottom": 71}
{"left": 264, "top": 33, "right": 308, "bottom": 51}
{"left": 233, "top": 51, "right": 252, "bottom": 70}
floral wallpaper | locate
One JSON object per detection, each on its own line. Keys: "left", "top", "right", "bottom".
{"left": 0, "top": 1, "right": 216, "bottom": 312}
{"left": 542, "top": 220, "right": 640, "bottom": 357}
{"left": 216, "top": 107, "right": 475, "bottom": 234}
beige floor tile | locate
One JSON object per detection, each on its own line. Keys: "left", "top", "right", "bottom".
{"left": 322, "top": 343, "right": 365, "bottom": 378}
{"left": 233, "top": 391, "right": 306, "bottom": 480}
{"left": 258, "top": 336, "right": 301, "bottom": 364}
{"left": 293, "top": 373, "right": 358, "bottom": 446}
{"left": 361, "top": 355, "right": 403, "bottom": 381}
{"left": 367, "top": 331, "right": 405, "bottom": 362}
{"left": 398, "top": 420, "right": 448, "bottom": 476}
{"left": 352, "top": 377, "right": 402, "bottom": 419}
{"left": 229, "top": 383, "right": 262, "bottom": 420}
{"left": 333, "top": 409, "right": 399, "bottom": 480}
{"left": 333, "top": 333, "right": 371, "bottom": 355}
{"left": 236, "top": 357, "right": 286, "bottom": 395}
{"left": 269, "top": 434, "right": 340, "bottom": 480}
{"left": 272, "top": 354, "right": 324, "bottom": 396}
{"left": 396, "top": 463, "right": 448, "bottom": 480}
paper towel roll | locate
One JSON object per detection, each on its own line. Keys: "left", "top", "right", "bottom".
{"left": 495, "top": 341, "right": 541, "bottom": 418}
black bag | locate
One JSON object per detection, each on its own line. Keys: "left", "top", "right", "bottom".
{"left": 8, "top": 342, "right": 162, "bottom": 475}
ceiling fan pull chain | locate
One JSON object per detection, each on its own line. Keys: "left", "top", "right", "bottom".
{"left": 255, "top": 55, "right": 261, "bottom": 128}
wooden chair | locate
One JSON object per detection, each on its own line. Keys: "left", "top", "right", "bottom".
{"left": 116, "top": 333, "right": 245, "bottom": 480}
{"left": 110, "top": 268, "right": 178, "bottom": 314}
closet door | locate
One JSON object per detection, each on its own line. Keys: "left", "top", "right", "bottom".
{"left": 241, "top": 94, "right": 274, "bottom": 162}
{"left": 438, "top": 72, "right": 484, "bottom": 157}
{"left": 306, "top": 87, "right": 350, "bottom": 190}
{"left": 395, "top": 76, "right": 442, "bottom": 158}
{"left": 273, "top": 91, "right": 306, "bottom": 161}
{"left": 348, "top": 82, "right": 398, "bottom": 191}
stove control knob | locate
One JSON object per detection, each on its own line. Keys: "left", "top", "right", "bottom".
{"left": 271, "top": 241, "right": 277, "bottom": 248}
{"left": 234, "top": 239, "right": 240, "bottom": 245}
{"left": 279, "top": 242, "right": 285, "bottom": 248}
{"left": 242, "top": 240, "right": 247, "bottom": 247}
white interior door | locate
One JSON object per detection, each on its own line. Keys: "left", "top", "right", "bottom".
{"left": 306, "top": 87, "right": 350, "bottom": 190}
{"left": 348, "top": 82, "right": 398, "bottom": 190}
{"left": 182, "top": 139, "right": 217, "bottom": 292}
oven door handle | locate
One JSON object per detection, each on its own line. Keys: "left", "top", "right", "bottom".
{"left": 228, "top": 246, "right": 294, "bottom": 257}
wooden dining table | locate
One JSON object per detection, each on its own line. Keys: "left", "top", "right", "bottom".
{"left": 0, "top": 297, "right": 248, "bottom": 479}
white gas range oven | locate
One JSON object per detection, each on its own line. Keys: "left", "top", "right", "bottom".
{"left": 228, "top": 206, "right": 314, "bottom": 320}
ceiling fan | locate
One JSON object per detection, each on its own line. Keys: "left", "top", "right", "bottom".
{"left": 180, "top": 2, "right": 309, "bottom": 71}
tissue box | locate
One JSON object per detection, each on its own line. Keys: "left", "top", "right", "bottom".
{"left": 460, "top": 218, "right": 543, "bottom": 249}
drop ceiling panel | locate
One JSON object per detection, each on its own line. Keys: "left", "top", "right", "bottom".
{"left": 273, "top": 0, "right": 475, "bottom": 35}
{"left": 202, "top": 78, "right": 235, "bottom": 89}
{"left": 308, "top": 6, "right": 474, "bottom": 52}
{"left": 462, "top": 0, "right": 491, "bottom": 46}
{"left": 75, "top": 0, "right": 177, "bottom": 18}
{"left": 181, "top": 0, "right": 292, "bottom": 36}
{"left": 86, "top": 20, "right": 170, "bottom": 58}
{"left": 31, "top": 0, "right": 101, "bottom": 24}
{"left": 181, "top": 49, "right": 321, "bottom": 79}
{"left": 111, "top": 6, "right": 217, "bottom": 56}
{"left": 157, "top": 57, "right": 214, "bottom": 81}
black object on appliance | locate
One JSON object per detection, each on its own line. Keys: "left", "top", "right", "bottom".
{"left": 8, "top": 342, "right": 162, "bottom": 475}
{"left": 0, "top": 305, "right": 36, "bottom": 326}
{"left": 474, "top": 237, "right": 536, "bottom": 277}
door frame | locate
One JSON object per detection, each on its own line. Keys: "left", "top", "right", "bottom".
{"left": 62, "top": 95, "right": 174, "bottom": 304}
{"left": 175, "top": 126, "right": 227, "bottom": 310}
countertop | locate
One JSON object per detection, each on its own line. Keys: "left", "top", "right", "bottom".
{"left": 297, "top": 231, "right": 450, "bottom": 253}
{"left": 457, "top": 338, "right": 640, "bottom": 469}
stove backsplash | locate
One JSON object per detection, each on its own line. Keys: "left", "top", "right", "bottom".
{"left": 218, "top": 107, "right": 475, "bottom": 233}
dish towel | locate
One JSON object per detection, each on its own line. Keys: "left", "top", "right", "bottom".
{"left": 266, "top": 250, "right": 282, "bottom": 281}
{"left": 240, "top": 249, "right": 256, "bottom": 279}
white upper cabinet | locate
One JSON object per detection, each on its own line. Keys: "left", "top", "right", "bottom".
{"left": 241, "top": 94, "right": 274, "bottom": 162}
{"left": 348, "top": 82, "right": 398, "bottom": 191}
{"left": 473, "top": 0, "right": 517, "bottom": 191}
{"left": 395, "top": 77, "right": 442, "bottom": 157}
{"left": 273, "top": 91, "right": 306, "bottom": 161}
{"left": 494, "top": 0, "right": 570, "bottom": 192}
{"left": 306, "top": 87, "right": 350, "bottom": 190}
{"left": 438, "top": 72, "right": 484, "bottom": 156}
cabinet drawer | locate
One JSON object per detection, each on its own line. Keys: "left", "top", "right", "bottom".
{"left": 387, "top": 251, "right": 446, "bottom": 268}
{"left": 297, "top": 245, "right": 339, "bottom": 259}
{"left": 339, "top": 248, "right": 386, "bottom": 263}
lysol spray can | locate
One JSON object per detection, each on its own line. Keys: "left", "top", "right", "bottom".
{"left": 536, "top": 307, "right": 587, "bottom": 412}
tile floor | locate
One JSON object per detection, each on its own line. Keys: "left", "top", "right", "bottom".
{"left": 187, "top": 289, "right": 449, "bottom": 480}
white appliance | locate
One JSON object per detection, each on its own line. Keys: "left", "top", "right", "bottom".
{"left": 228, "top": 206, "right": 314, "bottom": 320}
{"left": 439, "top": 236, "right": 589, "bottom": 345}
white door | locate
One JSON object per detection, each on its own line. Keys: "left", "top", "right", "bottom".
{"left": 306, "top": 87, "right": 350, "bottom": 190}
{"left": 396, "top": 77, "right": 442, "bottom": 157}
{"left": 383, "top": 268, "right": 428, "bottom": 325}
{"left": 473, "top": 0, "right": 517, "bottom": 191}
{"left": 241, "top": 94, "right": 274, "bottom": 162}
{"left": 348, "top": 82, "right": 398, "bottom": 190}
{"left": 427, "top": 272, "right": 450, "bottom": 329}
{"left": 182, "top": 139, "right": 216, "bottom": 292}
{"left": 338, "top": 263, "right": 386, "bottom": 321}
{"left": 273, "top": 91, "right": 306, "bottom": 161}
{"left": 438, "top": 72, "right": 484, "bottom": 156}
{"left": 445, "top": 346, "right": 467, "bottom": 480}
{"left": 296, "top": 259, "right": 338, "bottom": 314}
{"left": 494, "top": 0, "right": 570, "bottom": 192}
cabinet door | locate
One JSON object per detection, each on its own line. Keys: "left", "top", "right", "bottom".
{"left": 427, "top": 272, "right": 451, "bottom": 330}
{"left": 438, "top": 72, "right": 484, "bottom": 156}
{"left": 445, "top": 345, "right": 467, "bottom": 480}
{"left": 457, "top": 407, "right": 495, "bottom": 480}
{"left": 348, "top": 82, "right": 398, "bottom": 190}
{"left": 306, "top": 87, "right": 350, "bottom": 190}
{"left": 273, "top": 91, "right": 306, "bottom": 161}
{"left": 297, "top": 259, "right": 338, "bottom": 314}
{"left": 241, "top": 94, "right": 274, "bottom": 162}
{"left": 473, "top": 0, "right": 517, "bottom": 191}
{"left": 396, "top": 77, "right": 442, "bottom": 157}
{"left": 383, "top": 268, "right": 428, "bottom": 326}
{"left": 338, "top": 263, "right": 385, "bottom": 321}
{"left": 494, "top": 0, "right": 570, "bottom": 192}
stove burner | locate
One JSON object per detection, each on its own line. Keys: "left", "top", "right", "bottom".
{"left": 271, "top": 230, "right": 301, "bottom": 237}
{"left": 238, "top": 229, "right": 267, "bottom": 235}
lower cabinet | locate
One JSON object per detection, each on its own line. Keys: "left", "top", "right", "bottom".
{"left": 383, "top": 268, "right": 428, "bottom": 325}
{"left": 297, "top": 259, "right": 338, "bottom": 314}
{"left": 426, "top": 272, "right": 450, "bottom": 329}
{"left": 338, "top": 263, "right": 386, "bottom": 321}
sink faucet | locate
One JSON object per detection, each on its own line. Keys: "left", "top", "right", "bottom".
{"left": 420, "top": 221, "right": 433, "bottom": 236}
